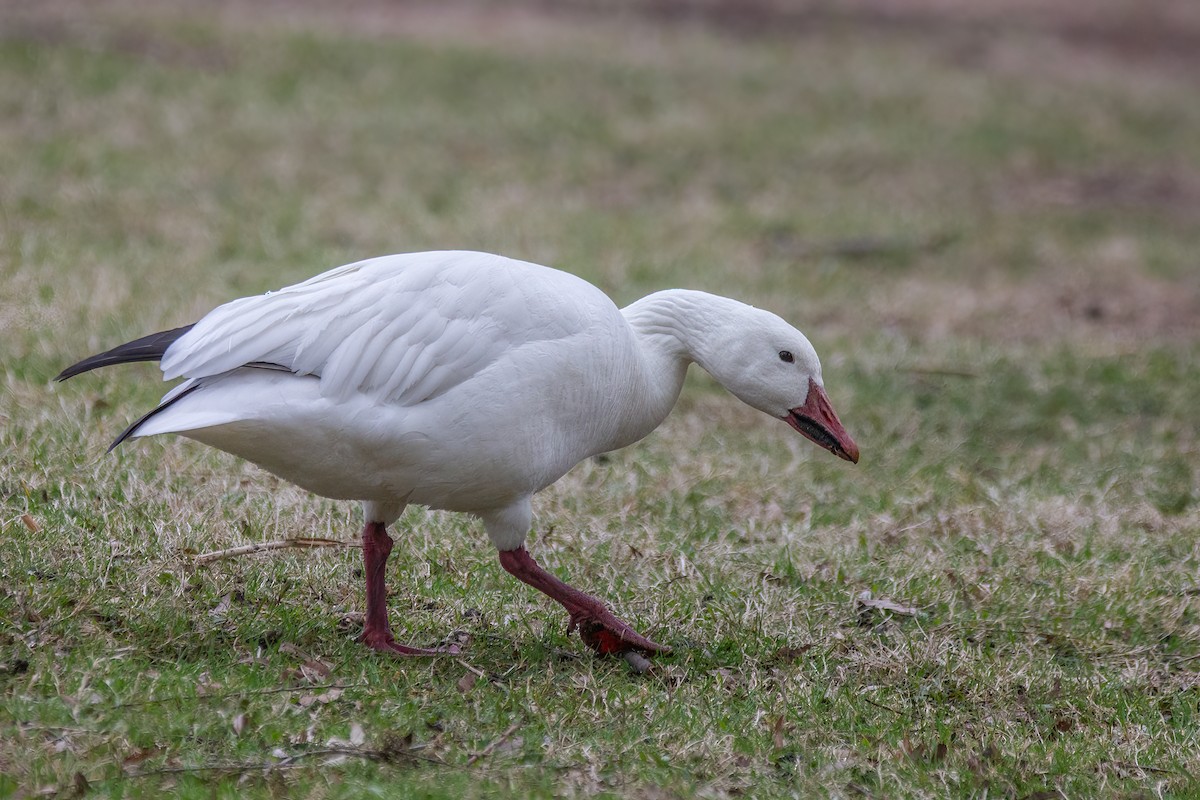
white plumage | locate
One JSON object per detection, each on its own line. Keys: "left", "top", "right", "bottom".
{"left": 61, "top": 250, "right": 858, "bottom": 658}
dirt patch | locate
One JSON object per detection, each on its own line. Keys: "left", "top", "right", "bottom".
{"left": 872, "top": 262, "right": 1200, "bottom": 346}
{"left": 0, "top": 13, "right": 234, "bottom": 71}
{"left": 547, "top": 0, "right": 1200, "bottom": 67}
{"left": 12, "top": 0, "right": 1200, "bottom": 73}
{"left": 1, "top": 0, "right": 595, "bottom": 59}
{"left": 999, "top": 166, "right": 1200, "bottom": 224}
{"left": 487, "top": 0, "right": 1200, "bottom": 72}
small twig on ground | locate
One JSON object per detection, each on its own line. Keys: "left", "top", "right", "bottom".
{"left": 195, "top": 537, "right": 358, "bottom": 563}
{"left": 1107, "top": 760, "right": 1179, "bottom": 776}
{"left": 455, "top": 659, "right": 487, "bottom": 679}
{"left": 861, "top": 696, "right": 907, "bottom": 717}
{"left": 466, "top": 722, "right": 521, "bottom": 766}
{"left": 279, "top": 745, "right": 440, "bottom": 766}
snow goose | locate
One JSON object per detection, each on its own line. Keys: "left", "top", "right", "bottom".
{"left": 58, "top": 250, "right": 858, "bottom": 658}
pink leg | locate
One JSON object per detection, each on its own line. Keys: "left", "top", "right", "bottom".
{"left": 498, "top": 547, "right": 670, "bottom": 657}
{"left": 358, "top": 521, "right": 460, "bottom": 656}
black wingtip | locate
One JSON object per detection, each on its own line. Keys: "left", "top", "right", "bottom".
{"left": 106, "top": 382, "right": 203, "bottom": 452}
{"left": 57, "top": 324, "right": 196, "bottom": 382}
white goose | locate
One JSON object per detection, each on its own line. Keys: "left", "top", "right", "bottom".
{"left": 59, "top": 251, "right": 858, "bottom": 658}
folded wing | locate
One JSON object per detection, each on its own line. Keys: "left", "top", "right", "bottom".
{"left": 160, "top": 251, "right": 547, "bottom": 406}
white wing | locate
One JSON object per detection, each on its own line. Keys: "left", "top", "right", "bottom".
{"left": 160, "top": 251, "right": 598, "bottom": 406}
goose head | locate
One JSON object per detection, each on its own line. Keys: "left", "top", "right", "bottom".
{"left": 699, "top": 304, "right": 860, "bottom": 464}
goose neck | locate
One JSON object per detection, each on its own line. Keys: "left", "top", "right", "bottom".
{"left": 621, "top": 289, "right": 733, "bottom": 373}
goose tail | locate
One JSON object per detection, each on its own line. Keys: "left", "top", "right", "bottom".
{"left": 56, "top": 324, "right": 195, "bottom": 382}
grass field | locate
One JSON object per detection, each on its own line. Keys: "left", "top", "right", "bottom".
{"left": 2, "top": 1, "right": 1199, "bottom": 797}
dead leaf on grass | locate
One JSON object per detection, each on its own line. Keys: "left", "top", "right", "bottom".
{"left": 280, "top": 642, "right": 333, "bottom": 682}
{"left": 315, "top": 687, "right": 344, "bottom": 704}
{"left": 278, "top": 643, "right": 310, "bottom": 659}
{"left": 771, "top": 715, "right": 787, "bottom": 750}
{"left": 298, "top": 688, "right": 344, "bottom": 708}
{"left": 195, "top": 673, "right": 223, "bottom": 696}
{"left": 300, "top": 659, "right": 332, "bottom": 682}
{"left": 856, "top": 590, "right": 918, "bottom": 617}
{"left": 772, "top": 644, "right": 814, "bottom": 663}
{"left": 208, "top": 593, "right": 233, "bottom": 620}
{"left": 900, "top": 737, "right": 923, "bottom": 760}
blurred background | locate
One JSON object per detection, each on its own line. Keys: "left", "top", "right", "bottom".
{"left": 5, "top": 0, "right": 1198, "bottom": 348}
{"left": 3, "top": 1, "right": 1199, "bottom": 795}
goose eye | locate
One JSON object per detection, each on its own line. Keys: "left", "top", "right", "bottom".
{"left": 778, "top": 350, "right": 794, "bottom": 363}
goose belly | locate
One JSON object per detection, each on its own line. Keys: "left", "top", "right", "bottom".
{"left": 135, "top": 369, "right": 590, "bottom": 512}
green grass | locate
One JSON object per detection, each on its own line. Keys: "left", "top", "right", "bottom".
{"left": 2, "top": 2, "right": 1199, "bottom": 797}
